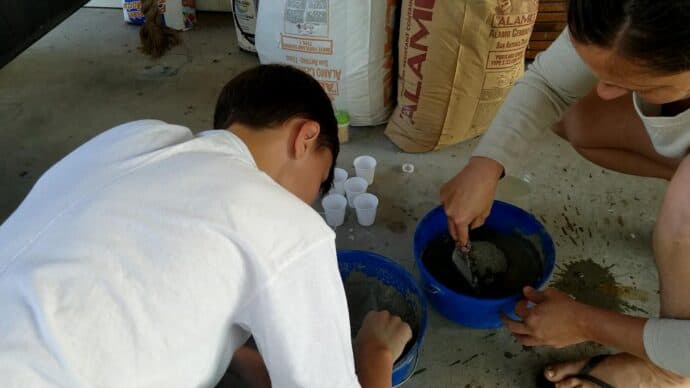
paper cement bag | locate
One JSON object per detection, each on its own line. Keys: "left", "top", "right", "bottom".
{"left": 256, "top": 0, "right": 398, "bottom": 126}
{"left": 385, "top": 0, "right": 538, "bottom": 152}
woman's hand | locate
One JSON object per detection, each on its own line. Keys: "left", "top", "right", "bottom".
{"left": 440, "top": 157, "right": 504, "bottom": 246}
{"left": 501, "top": 287, "right": 591, "bottom": 349}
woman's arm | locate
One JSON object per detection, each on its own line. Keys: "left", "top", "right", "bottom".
{"left": 502, "top": 287, "right": 647, "bottom": 358}
{"left": 442, "top": 30, "right": 599, "bottom": 245}
{"left": 502, "top": 155, "right": 690, "bottom": 377}
{"left": 473, "top": 30, "right": 598, "bottom": 174}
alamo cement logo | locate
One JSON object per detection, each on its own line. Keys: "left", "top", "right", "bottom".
{"left": 399, "top": 0, "right": 434, "bottom": 123}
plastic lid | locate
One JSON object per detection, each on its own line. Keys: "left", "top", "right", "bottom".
{"left": 336, "top": 111, "right": 349, "bottom": 125}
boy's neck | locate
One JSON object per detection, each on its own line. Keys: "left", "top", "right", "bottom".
{"left": 228, "top": 124, "right": 289, "bottom": 181}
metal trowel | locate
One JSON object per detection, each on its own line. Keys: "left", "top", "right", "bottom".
{"left": 452, "top": 242, "right": 479, "bottom": 289}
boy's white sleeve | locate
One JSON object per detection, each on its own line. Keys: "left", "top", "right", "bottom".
{"left": 472, "top": 30, "right": 598, "bottom": 174}
{"left": 238, "top": 238, "right": 361, "bottom": 388}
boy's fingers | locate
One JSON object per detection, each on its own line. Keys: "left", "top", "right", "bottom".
{"left": 398, "top": 321, "right": 413, "bottom": 342}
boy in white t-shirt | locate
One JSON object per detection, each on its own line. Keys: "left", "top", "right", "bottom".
{"left": 0, "top": 65, "right": 411, "bottom": 388}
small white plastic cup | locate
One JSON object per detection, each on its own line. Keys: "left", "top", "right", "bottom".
{"left": 321, "top": 194, "right": 347, "bottom": 227}
{"left": 331, "top": 168, "right": 349, "bottom": 195}
{"left": 344, "top": 177, "right": 368, "bottom": 208}
{"left": 354, "top": 156, "right": 377, "bottom": 185}
{"left": 354, "top": 193, "right": 379, "bottom": 226}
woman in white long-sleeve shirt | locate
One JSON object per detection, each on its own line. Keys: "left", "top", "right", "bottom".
{"left": 441, "top": 1, "right": 690, "bottom": 387}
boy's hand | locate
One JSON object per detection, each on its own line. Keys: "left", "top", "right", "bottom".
{"left": 354, "top": 310, "right": 413, "bottom": 362}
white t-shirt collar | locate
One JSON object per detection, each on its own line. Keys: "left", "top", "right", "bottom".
{"left": 197, "top": 129, "right": 258, "bottom": 168}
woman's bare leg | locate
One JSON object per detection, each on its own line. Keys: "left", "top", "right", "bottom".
{"left": 554, "top": 91, "right": 680, "bottom": 180}
{"left": 545, "top": 90, "right": 690, "bottom": 386}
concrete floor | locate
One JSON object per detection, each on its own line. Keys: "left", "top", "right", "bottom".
{"left": 1, "top": 8, "right": 669, "bottom": 388}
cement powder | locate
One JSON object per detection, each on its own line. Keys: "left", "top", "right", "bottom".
{"left": 469, "top": 240, "right": 508, "bottom": 283}
{"left": 342, "top": 271, "right": 420, "bottom": 356}
{"left": 422, "top": 228, "right": 543, "bottom": 298}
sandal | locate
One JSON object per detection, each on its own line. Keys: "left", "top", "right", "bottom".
{"left": 536, "top": 354, "right": 615, "bottom": 388}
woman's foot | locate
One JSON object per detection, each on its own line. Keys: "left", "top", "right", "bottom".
{"left": 544, "top": 353, "right": 690, "bottom": 388}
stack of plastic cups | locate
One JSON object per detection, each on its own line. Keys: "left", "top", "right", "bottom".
{"left": 323, "top": 156, "right": 380, "bottom": 227}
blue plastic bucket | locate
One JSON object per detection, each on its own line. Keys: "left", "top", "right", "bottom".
{"left": 337, "top": 250, "right": 427, "bottom": 387}
{"left": 413, "top": 201, "right": 555, "bottom": 329}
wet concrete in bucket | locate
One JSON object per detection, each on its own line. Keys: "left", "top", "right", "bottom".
{"left": 421, "top": 226, "right": 544, "bottom": 298}
{"left": 343, "top": 271, "right": 422, "bottom": 363}
{"left": 551, "top": 259, "right": 649, "bottom": 314}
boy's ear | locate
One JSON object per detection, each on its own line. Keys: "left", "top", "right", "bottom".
{"left": 292, "top": 119, "right": 321, "bottom": 160}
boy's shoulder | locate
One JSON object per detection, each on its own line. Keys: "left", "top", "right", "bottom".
{"left": 218, "top": 174, "right": 333, "bottom": 270}
{"left": 230, "top": 175, "right": 334, "bottom": 257}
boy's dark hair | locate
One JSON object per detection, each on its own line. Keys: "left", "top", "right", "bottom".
{"left": 214, "top": 64, "right": 339, "bottom": 194}
{"left": 567, "top": 0, "right": 690, "bottom": 74}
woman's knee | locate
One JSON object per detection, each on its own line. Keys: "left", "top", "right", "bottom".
{"left": 658, "top": 162, "right": 690, "bottom": 230}
{"left": 552, "top": 119, "right": 568, "bottom": 141}
{"left": 653, "top": 213, "right": 688, "bottom": 257}
{"left": 650, "top": 164, "right": 690, "bottom": 320}
{"left": 552, "top": 108, "right": 590, "bottom": 149}
{"left": 552, "top": 91, "right": 638, "bottom": 151}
